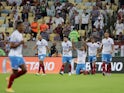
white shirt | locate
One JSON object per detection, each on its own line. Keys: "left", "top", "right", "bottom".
{"left": 75, "top": 15, "right": 80, "bottom": 24}
{"left": 54, "top": 17, "right": 64, "bottom": 26}
{"left": 87, "top": 42, "right": 99, "bottom": 56}
{"left": 8, "top": 30, "right": 23, "bottom": 57}
{"left": 94, "top": 20, "right": 104, "bottom": 29}
{"left": 81, "top": 13, "right": 89, "bottom": 24}
{"left": 115, "top": 23, "right": 124, "bottom": 35}
{"left": 36, "top": 39, "right": 48, "bottom": 55}
{"left": 77, "top": 49, "right": 87, "bottom": 64}
{"left": 102, "top": 38, "right": 114, "bottom": 54}
{"left": 62, "top": 41, "right": 72, "bottom": 57}
{"left": 118, "top": 8, "right": 124, "bottom": 14}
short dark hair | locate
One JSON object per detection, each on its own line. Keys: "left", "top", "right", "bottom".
{"left": 17, "top": 21, "right": 23, "bottom": 27}
{"left": 63, "top": 36, "right": 68, "bottom": 38}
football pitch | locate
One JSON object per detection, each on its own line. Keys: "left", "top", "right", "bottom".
{"left": 0, "top": 74, "right": 124, "bottom": 93}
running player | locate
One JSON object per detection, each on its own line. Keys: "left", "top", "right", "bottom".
{"left": 60, "top": 36, "right": 72, "bottom": 75}
{"left": 33, "top": 35, "right": 49, "bottom": 75}
{"left": 86, "top": 37, "right": 100, "bottom": 74}
{"left": 6, "top": 21, "right": 27, "bottom": 92}
{"left": 101, "top": 32, "right": 114, "bottom": 76}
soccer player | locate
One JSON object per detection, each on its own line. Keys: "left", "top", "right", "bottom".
{"left": 101, "top": 32, "right": 114, "bottom": 76}
{"left": 73, "top": 44, "right": 88, "bottom": 75}
{"left": 33, "top": 35, "right": 49, "bottom": 75}
{"left": 6, "top": 21, "right": 27, "bottom": 92}
{"left": 86, "top": 37, "right": 100, "bottom": 74}
{"left": 60, "top": 36, "right": 72, "bottom": 75}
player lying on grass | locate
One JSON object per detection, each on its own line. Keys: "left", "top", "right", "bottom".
{"left": 72, "top": 42, "right": 89, "bottom": 75}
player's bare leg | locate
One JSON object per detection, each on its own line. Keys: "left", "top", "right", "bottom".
{"left": 37, "top": 60, "right": 45, "bottom": 75}
{"left": 102, "top": 61, "right": 106, "bottom": 76}
{"left": 6, "top": 64, "right": 27, "bottom": 92}
{"left": 92, "top": 62, "right": 96, "bottom": 74}
{"left": 90, "top": 62, "right": 93, "bottom": 74}
{"left": 60, "top": 63, "right": 66, "bottom": 75}
{"left": 106, "top": 63, "right": 111, "bottom": 76}
{"left": 68, "top": 63, "right": 72, "bottom": 76}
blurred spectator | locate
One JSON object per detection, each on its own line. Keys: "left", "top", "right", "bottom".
{"left": 46, "top": 6, "right": 55, "bottom": 16}
{"left": 74, "top": 0, "right": 82, "bottom": 3}
{"left": 35, "top": 3, "right": 42, "bottom": 19}
{"left": 115, "top": 19, "right": 124, "bottom": 38}
{"left": 74, "top": 11, "right": 80, "bottom": 30}
{"left": 55, "top": 2, "right": 62, "bottom": 15}
{"left": 52, "top": 50, "right": 62, "bottom": 57}
{"left": 46, "top": 16, "right": 54, "bottom": 31}
{"left": 50, "top": 42, "right": 57, "bottom": 56}
{"left": 85, "top": 0, "right": 92, "bottom": 7}
{"left": 69, "top": 29, "right": 80, "bottom": 42}
{"left": 40, "top": 20, "right": 49, "bottom": 32}
{"left": 117, "top": 32, "right": 124, "bottom": 41}
{"left": 0, "top": 32, "right": 4, "bottom": 41}
{"left": 0, "top": 48, "right": 6, "bottom": 56}
{"left": 23, "top": 1, "right": 31, "bottom": 13}
{"left": 40, "top": 1, "right": 47, "bottom": 18}
{"left": 4, "top": 32, "right": 10, "bottom": 54}
{"left": 5, "top": 41, "right": 10, "bottom": 55}
{"left": 14, "top": 16, "right": 23, "bottom": 28}
{"left": 94, "top": 17, "right": 104, "bottom": 37}
{"left": 54, "top": 14, "right": 64, "bottom": 26}
{"left": 54, "top": 33, "right": 61, "bottom": 41}
{"left": 63, "top": 22, "right": 71, "bottom": 37}
{"left": 40, "top": 31, "right": 49, "bottom": 41}
{"left": 5, "top": 32, "right": 10, "bottom": 42}
{"left": 120, "top": 0, "right": 124, "bottom": 6}
{"left": 91, "top": 6, "right": 100, "bottom": 28}
{"left": 8, "top": 19, "right": 13, "bottom": 27}
{"left": 96, "top": 0, "right": 102, "bottom": 9}
{"left": 81, "top": 9, "right": 90, "bottom": 30}
{"left": 22, "top": 10, "right": 29, "bottom": 22}
{"left": 31, "top": 18, "right": 39, "bottom": 39}
{"left": 91, "top": 28, "right": 100, "bottom": 41}
{"left": 0, "top": 2, "right": 4, "bottom": 16}
{"left": 49, "top": 30, "right": 60, "bottom": 41}
{"left": 23, "top": 18, "right": 31, "bottom": 34}
{"left": 55, "top": 24, "right": 63, "bottom": 40}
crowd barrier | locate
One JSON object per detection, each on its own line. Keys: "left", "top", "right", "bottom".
{"left": 0, "top": 57, "right": 124, "bottom": 73}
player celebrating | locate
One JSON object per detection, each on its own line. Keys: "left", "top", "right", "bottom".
{"left": 60, "top": 36, "right": 72, "bottom": 75}
{"left": 101, "top": 32, "right": 114, "bottom": 76}
{"left": 86, "top": 37, "right": 100, "bottom": 74}
{"left": 73, "top": 44, "right": 89, "bottom": 75}
{"left": 6, "top": 21, "right": 27, "bottom": 92}
{"left": 33, "top": 35, "right": 49, "bottom": 75}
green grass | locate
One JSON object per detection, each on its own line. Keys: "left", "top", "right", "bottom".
{"left": 0, "top": 74, "right": 124, "bottom": 93}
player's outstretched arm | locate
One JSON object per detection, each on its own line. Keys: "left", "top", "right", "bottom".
{"left": 72, "top": 42, "right": 77, "bottom": 50}
{"left": 33, "top": 45, "right": 37, "bottom": 50}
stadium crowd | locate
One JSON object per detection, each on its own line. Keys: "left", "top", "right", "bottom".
{"left": 0, "top": 0, "right": 124, "bottom": 56}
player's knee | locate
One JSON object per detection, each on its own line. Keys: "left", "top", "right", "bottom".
{"left": 22, "top": 69, "right": 27, "bottom": 74}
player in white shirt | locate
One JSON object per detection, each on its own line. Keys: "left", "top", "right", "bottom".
{"left": 33, "top": 35, "right": 49, "bottom": 75}
{"left": 6, "top": 22, "right": 27, "bottom": 93}
{"left": 73, "top": 43, "right": 89, "bottom": 75}
{"left": 60, "top": 36, "right": 72, "bottom": 75}
{"left": 101, "top": 32, "right": 114, "bottom": 76}
{"left": 86, "top": 37, "right": 100, "bottom": 74}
